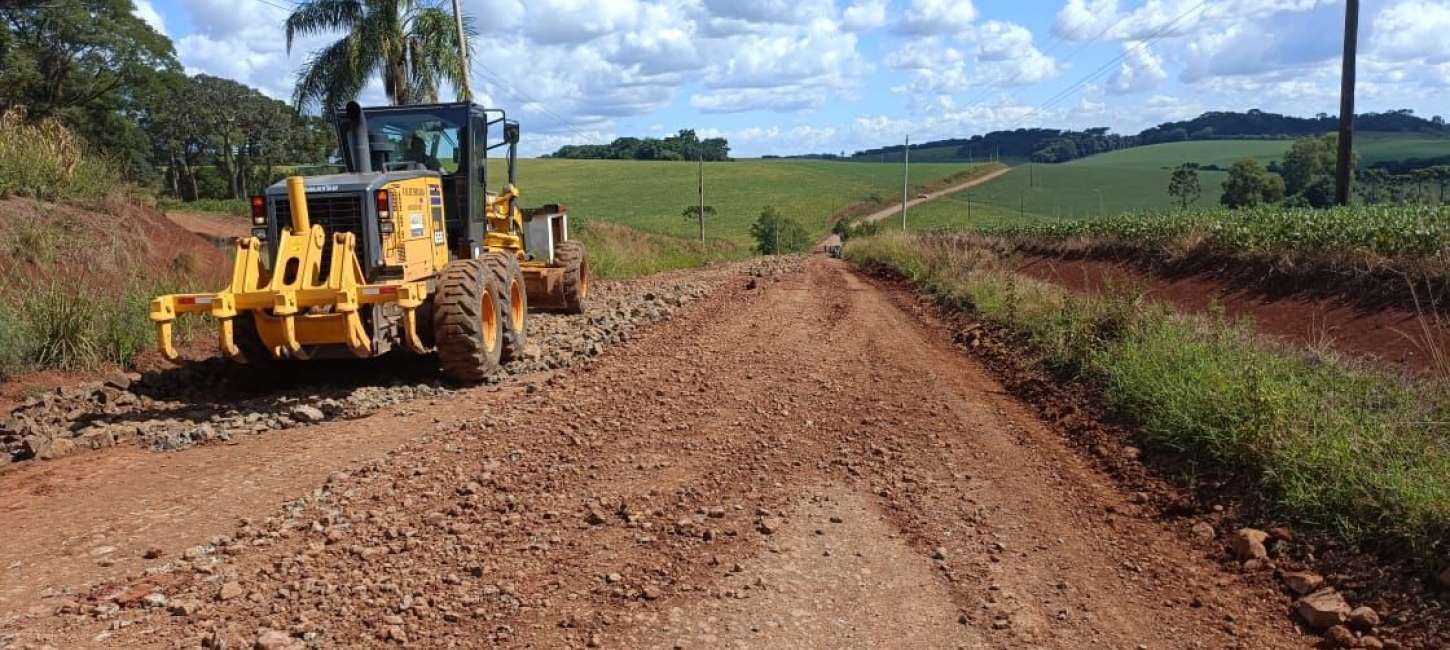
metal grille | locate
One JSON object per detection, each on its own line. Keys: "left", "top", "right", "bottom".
{"left": 273, "top": 194, "right": 365, "bottom": 273}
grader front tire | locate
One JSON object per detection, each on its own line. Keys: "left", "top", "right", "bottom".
{"left": 483, "top": 252, "right": 528, "bottom": 363}
{"left": 557, "top": 240, "right": 589, "bottom": 315}
{"left": 433, "top": 260, "right": 504, "bottom": 384}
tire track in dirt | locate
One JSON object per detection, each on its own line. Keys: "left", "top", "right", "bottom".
{"left": 5, "top": 257, "right": 1310, "bottom": 649}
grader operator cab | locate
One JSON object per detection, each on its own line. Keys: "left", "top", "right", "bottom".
{"left": 149, "top": 101, "right": 589, "bottom": 384}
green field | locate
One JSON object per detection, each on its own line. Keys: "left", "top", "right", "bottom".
{"left": 899, "top": 193, "right": 1040, "bottom": 232}
{"left": 518, "top": 158, "right": 981, "bottom": 247}
{"left": 895, "top": 133, "right": 1450, "bottom": 231}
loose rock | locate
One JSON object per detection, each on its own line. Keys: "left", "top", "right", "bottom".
{"left": 1228, "top": 528, "right": 1269, "bottom": 561}
{"left": 1295, "top": 589, "right": 1351, "bottom": 631}
{"left": 1349, "top": 606, "right": 1381, "bottom": 629}
{"left": 1282, "top": 571, "right": 1324, "bottom": 596}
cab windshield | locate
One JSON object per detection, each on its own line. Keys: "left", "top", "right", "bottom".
{"left": 358, "top": 109, "right": 464, "bottom": 174}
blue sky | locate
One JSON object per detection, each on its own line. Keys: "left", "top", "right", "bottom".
{"left": 137, "top": 0, "right": 1450, "bottom": 156}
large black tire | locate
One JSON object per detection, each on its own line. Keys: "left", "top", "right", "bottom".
{"left": 432, "top": 260, "right": 503, "bottom": 384}
{"left": 234, "top": 314, "right": 278, "bottom": 366}
{"left": 556, "top": 240, "right": 589, "bottom": 315}
{"left": 483, "top": 251, "right": 527, "bottom": 363}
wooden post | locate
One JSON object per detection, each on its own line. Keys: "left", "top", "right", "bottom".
{"left": 1335, "top": 0, "right": 1359, "bottom": 206}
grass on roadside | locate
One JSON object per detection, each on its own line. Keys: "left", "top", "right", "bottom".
{"left": 0, "top": 273, "right": 196, "bottom": 380}
{"left": 0, "top": 108, "right": 127, "bottom": 205}
{"left": 158, "top": 197, "right": 250, "bottom": 217}
{"left": 847, "top": 231, "right": 1450, "bottom": 560}
{"left": 575, "top": 220, "right": 743, "bottom": 280}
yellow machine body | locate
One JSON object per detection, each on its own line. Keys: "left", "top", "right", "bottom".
{"left": 148, "top": 100, "right": 589, "bottom": 377}
{"left": 149, "top": 176, "right": 447, "bottom": 362}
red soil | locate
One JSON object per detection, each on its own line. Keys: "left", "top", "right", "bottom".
{"left": 1013, "top": 254, "right": 1448, "bottom": 376}
{"left": 0, "top": 198, "right": 232, "bottom": 413}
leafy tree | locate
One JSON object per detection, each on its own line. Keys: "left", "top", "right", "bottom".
{"left": 681, "top": 205, "right": 716, "bottom": 221}
{"left": 1220, "top": 159, "right": 1285, "bottom": 208}
{"left": 1167, "top": 164, "right": 1201, "bottom": 209}
{"left": 750, "top": 206, "right": 810, "bottom": 255}
{"left": 286, "top": 0, "right": 474, "bottom": 113}
{"left": 143, "top": 74, "right": 336, "bottom": 200}
{"left": 0, "top": 0, "right": 179, "bottom": 176}
{"left": 1280, "top": 134, "right": 1342, "bottom": 195}
{"left": 550, "top": 131, "right": 730, "bottom": 161}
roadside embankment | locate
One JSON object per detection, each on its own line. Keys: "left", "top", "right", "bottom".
{"left": 847, "top": 231, "right": 1450, "bottom": 588}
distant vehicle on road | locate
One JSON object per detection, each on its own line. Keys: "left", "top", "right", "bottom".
{"left": 916, "top": 193, "right": 929, "bottom": 199}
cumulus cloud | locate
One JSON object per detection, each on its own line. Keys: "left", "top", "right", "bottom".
{"left": 968, "top": 21, "right": 1059, "bottom": 86}
{"left": 897, "top": 0, "right": 978, "bottom": 35}
{"left": 133, "top": 0, "right": 166, "bottom": 35}
{"left": 1373, "top": 0, "right": 1450, "bottom": 64}
{"left": 1107, "top": 42, "right": 1167, "bottom": 94}
{"left": 521, "top": 0, "right": 640, "bottom": 44}
{"left": 885, "top": 38, "right": 970, "bottom": 96}
{"left": 842, "top": 0, "right": 887, "bottom": 32}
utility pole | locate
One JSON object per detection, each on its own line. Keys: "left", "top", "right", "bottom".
{"left": 450, "top": 0, "right": 471, "bottom": 101}
{"left": 697, "top": 149, "right": 705, "bottom": 241}
{"left": 1335, "top": 0, "right": 1359, "bottom": 206}
{"left": 901, "top": 135, "right": 910, "bottom": 231}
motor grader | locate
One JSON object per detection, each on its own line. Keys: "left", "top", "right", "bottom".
{"left": 149, "top": 101, "right": 589, "bottom": 383}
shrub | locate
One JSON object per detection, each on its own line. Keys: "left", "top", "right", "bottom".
{"left": 750, "top": 206, "right": 811, "bottom": 255}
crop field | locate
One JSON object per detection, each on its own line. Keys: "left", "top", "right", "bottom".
{"left": 518, "top": 158, "right": 983, "bottom": 247}
{"left": 982, "top": 203, "right": 1450, "bottom": 267}
{"left": 896, "top": 193, "right": 1043, "bottom": 232}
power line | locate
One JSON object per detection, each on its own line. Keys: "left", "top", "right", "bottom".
{"left": 245, "top": 0, "right": 296, "bottom": 12}
{"left": 940, "top": 8, "right": 1134, "bottom": 136}
{"left": 1011, "top": 0, "right": 1209, "bottom": 132}
{"left": 469, "top": 61, "right": 601, "bottom": 145}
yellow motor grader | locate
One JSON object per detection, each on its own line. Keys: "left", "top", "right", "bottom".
{"left": 149, "top": 101, "right": 588, "bottom": 383}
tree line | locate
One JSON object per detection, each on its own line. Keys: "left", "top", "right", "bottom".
{"left": 1164, "top": 133, "right": 1450, "bottom": 209}
{"left": 548, "top": 130, "right": 731, "bottom": 161}
{"left": 850, "top": 109, "right": 1449, "bottom": 166}
{"left": 1, "top": 1, "right": 334, "bottom": 202}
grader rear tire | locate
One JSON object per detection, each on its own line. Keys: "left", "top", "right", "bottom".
{"left": 556, "top": 240, "right": 589, "bottom": 315}
{"left": 432, "top": 260, "right": 503, "bottom": 384}
{"left": 483, "top": 251, "right": 527, "bottom": 363}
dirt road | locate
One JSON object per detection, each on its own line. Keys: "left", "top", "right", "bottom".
{"left": 164, "top": 211, "right": 248, "bottom": 245}
{"left": 2, "top": 257, "right": 1309, "bottom": 648}
{"left": 858, "top": 167, "right": 1011, "bottom": 226}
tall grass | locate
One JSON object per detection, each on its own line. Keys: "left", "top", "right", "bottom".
{"left": 0, "top": 108, "right": 125, "bottom": 203}
{"left": 158, "top": 197, "right": 250, "bottom": 216}
{"left": 849, "top": 231, "right": 1450, "bottom": 559}
{"left": 575, "top": 220, "right": 743, "bottom": 279}
{"left": 0, "top": 274, "right": 185, "bottom": 379}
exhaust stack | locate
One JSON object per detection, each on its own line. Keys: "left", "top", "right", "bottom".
{"left": 345, "top": 101, "right": 372, "bottom": 174}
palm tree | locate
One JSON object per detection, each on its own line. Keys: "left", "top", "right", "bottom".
{"left": 285, "top": 0, "right": 473, "bottom": 113}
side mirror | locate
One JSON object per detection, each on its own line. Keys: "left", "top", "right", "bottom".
{"left": 504, "top": 123, "right": 520, "bottom": 145}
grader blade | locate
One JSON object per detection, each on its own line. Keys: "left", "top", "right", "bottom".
{"left": 148, "top": 177, "right": 428, "bottom": 363}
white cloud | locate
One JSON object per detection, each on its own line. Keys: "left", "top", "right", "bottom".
{"left": 133, "top": 0, "right": 166, "bottom": 35}
{"left": 1373, "top": 0, "right": 1450, "bottom": 64}
{"left": 885, "top": 38, "right": 970, "bottom": 96}
{"left": 968, "top": 21, "right": 1059, "bottom": 86}
{"left": 842, "top": 0, "right": 887, "bottom": 32}
{"left": 701, "top": 0, "right": 836, "bottom": 26}
{"left": 521, "top": 0, "right": 640, "bottom": 44}
{"left": 1107, "top": 42, "right": 1167, "bottom": 94}
{"left": 897, "top": 0, "right": 977, "bottom": 35}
